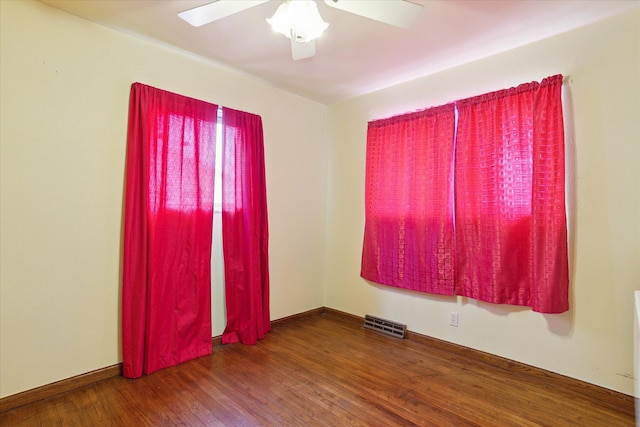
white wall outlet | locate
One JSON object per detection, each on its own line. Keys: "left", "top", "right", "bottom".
{"left": 449, "top": 311, "right": 459, "bottom": 327}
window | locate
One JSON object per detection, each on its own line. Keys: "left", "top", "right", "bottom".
{"left": 123, "top": 84, "right": 270, "bottom": 378}
{"left": 362, "top": 75, "right": 569, "bottom": 313}
{"left": 211, "top": 107, "right": 225, "bottom": 336}
{"left": 213, "top": 107, "right": 224, "bottom": 212}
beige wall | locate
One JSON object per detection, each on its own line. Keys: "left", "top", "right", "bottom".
{"left": 0, "top": 0, "right": 328, "bottom": 398}
{"left": 325, "top": 9, "right": 640, "bottom": 395}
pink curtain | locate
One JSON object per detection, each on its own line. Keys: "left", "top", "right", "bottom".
{"left": 220, "top": 107, "right": 271, "bottom": 345}
{"left": 362, "top": 104, "right": 456, "bottom": 295}
{"left": 122, "top": 83, "right": 217, "bottom": 378}
{"left": 362, "top": 75, "right": 568, "bottom": 313}
{"left": 455, "top": 75, "right": 568, "bottom": 313}
{"left": 531, "top": 76, "right": 569, "bottom": 312}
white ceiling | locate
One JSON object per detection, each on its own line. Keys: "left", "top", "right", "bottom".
{"left": 39, "top": 0, "right": 639, "bottom": 104}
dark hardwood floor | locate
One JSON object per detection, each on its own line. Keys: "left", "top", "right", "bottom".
{"left": 1, "top": 311, "right": 634, "bottom": 426}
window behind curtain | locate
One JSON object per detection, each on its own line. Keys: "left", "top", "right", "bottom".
{"left": 211, "top": 108, "right": 225, "bottom": 336}
{"left": 361, "top": 75, "right": 568, "bottom": 313}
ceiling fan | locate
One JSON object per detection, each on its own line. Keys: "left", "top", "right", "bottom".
{"left": 178, "top": 0, "right": 423, "bottom": 60}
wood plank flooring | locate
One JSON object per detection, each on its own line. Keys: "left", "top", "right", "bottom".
{"left": 1, "top": 311, "right": 634, "bottom": 426}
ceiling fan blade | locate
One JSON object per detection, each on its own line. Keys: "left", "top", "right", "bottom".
{"left": 179, "top": 0, "right": 269, "bottom": 27}
{"left": 323, "top": 0, "right": 423, "bottom": 29}
{"left": 291, "top": 39, "right": 316, "bottom": 61}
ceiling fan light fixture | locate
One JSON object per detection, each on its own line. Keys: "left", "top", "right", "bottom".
{"left": 267, "top": 0, "right": 329, "bottom": 43}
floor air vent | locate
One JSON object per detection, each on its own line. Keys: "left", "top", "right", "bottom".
{"left": 364, "top": 315, "right": 406, "bottom": 339}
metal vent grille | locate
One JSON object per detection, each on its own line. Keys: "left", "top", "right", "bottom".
{"left": 364, "top": 315, "right": 406, "bottom": 339}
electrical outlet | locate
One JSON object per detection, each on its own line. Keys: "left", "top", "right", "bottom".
{"left": 449, "top": 311, "right": 459, "bottom": 327}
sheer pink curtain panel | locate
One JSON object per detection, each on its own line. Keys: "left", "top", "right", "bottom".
{"left": 362, "top": 104, "right": 457, "bottom": 295}
{"left": 454, "top": 75, "right": 568, "bottom": 313}
{"left": 122, "top": 83, "right": 217, "bottom": 378}
{"left": 220, "top": 107, "right": 271, "bottom": 345}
